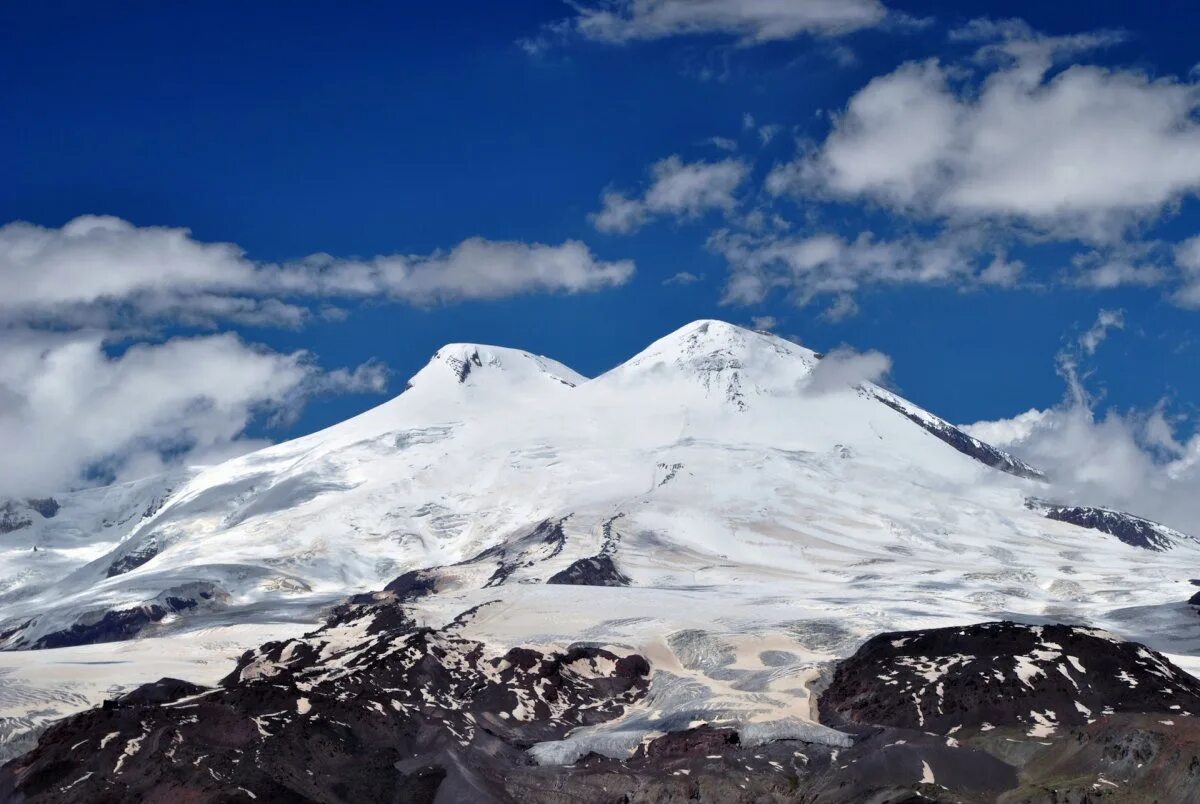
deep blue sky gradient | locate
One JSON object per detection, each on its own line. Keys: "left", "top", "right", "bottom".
{"left": 4, "top": 0, "right": 1199, "bottom": 437}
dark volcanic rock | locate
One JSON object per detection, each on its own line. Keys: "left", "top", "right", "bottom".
{"left": 440, "top": 346, "right": 484, "bottom": 382}
{"left": 382, "top": 567, "right": 439, "bottom": 599}
{"left": 105, "top": 533, "right": 161, "bottom": 577}
{"left": 463, "top": 516, "right": 569, "bottom": 587}
{"left": 23, "top": 584, "right": 220, "bottom": 650}
{"left": 820, "top": 621, "right": 1200, "bottom": 737}
{"left": 0, "top": 502, "right": 32, "bottom": 534}
{"left": 119, "top": 677, "right": 209, "bottom": 707}
{"left": 1028, "top": 498, "right": 1188, "bottom": 551}
{"left": 1, "top": 587, "right": 650, "bottom": 803}
{"left": 873, "top": 392, "right": 1043, "bottom": 480}
{"left": 640, "top": 725, "right": 739, "bottom": 757}
{"left": 546, "top": 554, "right": 631, "bottom": 587}
{"left": 11, "top": 610, "right": 1200, "bottom": 802}
{"left": 31, "top": 597, "right": 199, "bottom": 650}
{"left": 25, "top": 498, "right": 59, "bottom": 519}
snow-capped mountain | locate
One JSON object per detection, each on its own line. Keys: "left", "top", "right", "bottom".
{"left": 3, "top": 320, "right": 1200, "bottom": 800}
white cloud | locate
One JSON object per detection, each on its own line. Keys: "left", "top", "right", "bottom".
{"left": 773, "top": 23, "right": 1200, "bottom": 239}
{"left": 710, "top": 227, "right": 999, "bottom": 305}
{"left": 963, "top": 407, "right": 1049, "bottom": 447}
{"left": 0, "top": 216, "right": 634, "bottom": 498}
{"left": 315, "top": 238, "right": 635, "bottom": 303}
{"left": 821, "top": 294, "right": 860, "bottom": 321}
{"left": 799, "top": 346, "right": 892, "bottom": 395}
{"left": 592, "top": 156, "right": 750, "bottom": 234}
{"left": 978, "top": 253, "right": 1025, "bottom": 286}
{"left": 749, "top": 315, "right": 777, "bottom": 331}
{"left": 0, "top": 330, "right": 384, "bottom": 497}
{"left": 1174, "top": 235, "right": 1200, "bottom": 307}
{"left": 0, "top": 216, "right": 635, "bottom": 326}
{"left": 758, "top": 123, "right": 783, "bottom": 145}
{"left": 1078, "top": 308, "right": 1124, "bottom": 355}
{"left": 312, "top": 359, "right": 390, "bottom": 395}
{"left": 966, "top": 399, "right": 1200, "bottom": 534}
{"left": 963, "top": 309, "right": 1200, "bottom": 533}
{"left": 592, "top": 193, "right": 650, "bottom": 235}
{"left": 663, "top": 270, "right": 704, "bottom": 286}
{"left": 1069, "top": 243, "right": 1169, "bottom": 289}
{"left": 703, "top": 136, "right": 739, "bottom": 152}
{"left": 568, "top": 0, "right": 889, "bottom": 45}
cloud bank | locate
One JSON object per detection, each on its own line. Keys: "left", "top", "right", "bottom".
{"left": 0, "top": 216, "right": 634, "bottom": 327}
{"left": 0, "top": 216, "right": 634, "bottom": 497}
{"left": 964, "top": 310, "right": 1200, "bottom": 534}
{"left": 0, "top": 330, "right": 385, "bottom": 497}
{"left": 773, "top": 22, "right": 1200, "bottom": 239}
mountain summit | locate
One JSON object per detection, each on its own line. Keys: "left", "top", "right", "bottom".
{"left": 1, "top": 321, "right": 1196, "bottom": 799}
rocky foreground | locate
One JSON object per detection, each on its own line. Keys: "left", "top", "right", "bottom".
{"left": 2, "top": 571, "right": 1200, "bottom": 803}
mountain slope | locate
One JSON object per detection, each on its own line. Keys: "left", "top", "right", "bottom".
{"left": 2, "top": 319, "right": 1198, "bottom": 770}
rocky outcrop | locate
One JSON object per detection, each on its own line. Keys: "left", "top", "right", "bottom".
{"left": 546, "top": 554, "right": 630, "bottom": 586}
{"left": 874, "top": 392, "right": 1044, "bottom": 479}
{"left": 24, "top": 498, "right": 59, "bottom": 519}
{"left": 0, "top": 584, "right": 650, "bottom": 803}
{"left": 820, "top": 621, "right": 1200, "bottom": 737}
{"left": 105, "top": 533, "right": 161, "bottom": 577}
{"left": 10, "top": 612, "right": 1200, "bottom": 803}
{"left": 1027, "top": 498, "right": 1189, "bottom": 551}
{"left": 4, "top": 583, "right": 224, "bottom": 650}
{"left": 0, "top": 498, "right": 61, "bottom": 534}
{"left": 0, "top": 502, "right": 32, "bottom": 534}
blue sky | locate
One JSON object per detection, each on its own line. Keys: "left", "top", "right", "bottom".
{"left": 3, "top": 1, "right": 1200, "bottom": 504}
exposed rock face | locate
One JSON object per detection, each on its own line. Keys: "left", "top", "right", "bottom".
{"left": 4, "top": 583, "right": 224, "bottom": 650}
{"left": 0, "top": 588, "right": 650, "bottom": 803}
{"left": 545, "top": 554, "right": 630, "bottom": 586}
{"left": 0, "top": 502, "right": 32, "bottom": 535}
{"left": 440, "top": 345, "right": 484, "bottom": 382}
{"left": 105, "top": 533, "right": 161, "bottom": 577}
{"left": 0, "top": 498, "right": 61, "bottom": 534}
{"left": 24, "top": 498, "right": 59, "bottom": 519}
{"left": 9, "top": 615, "right": 1200, "bottom": 802}
{"left": 820, "top": 621, "right": 1200, "bottom": 737}
{"left": 470, "top": 517, "right": 568, "bottom": 587}
{"left": 874, "top": 392, "right": 1044, "bottom": 479}
{"left": 1027, "top": 498, "right": 1188, "bottom": 551}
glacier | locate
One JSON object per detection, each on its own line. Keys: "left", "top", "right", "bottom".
{"left": 2, "top": 319, "right": 1198, "bottom": 764}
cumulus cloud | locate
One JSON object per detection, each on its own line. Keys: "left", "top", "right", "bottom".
{"left": 0, "top": 215, "right": 633, "bottom": 497}
{"left": 555, "top": 0, "right": 889, "bottom": 46}
{"left": 966, "top": 400, "right": 1200, "bottom": 535}
{"left": 710, "top": 226, "right": 1003, "bottom": 305}
{"left": 0, "top": 216, "right": 635, "bottom": 327}
{"left": 798, "top": 346, "right": 892, "bottom": 395}
{"left": 771, "top": 23, "right": 1200, "bottom": 239}
{"left": 0, "top": 330, "right": 384, "bottom": 497}
{"left": 592, "top": 156, "right": 750, "bottom": 234}
{"left": 963, "top": 310, "right": 1200, "bottom": 533}
{"left": 749, "top": 315, "right": 777, "bottom": 331}
{"left": 978, "top": 253, "right": 1025, "bottom": 287}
